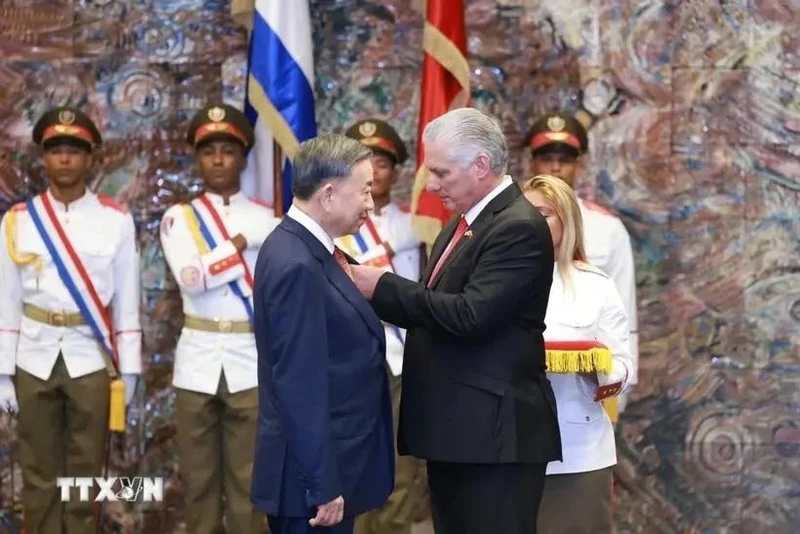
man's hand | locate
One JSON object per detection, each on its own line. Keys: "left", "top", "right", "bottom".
{"left": 350, "top": 265, "right": 387, "bottom": 299}
{"left": 309, "top": 495, "right": 344, "bottom": 527}
{"left": 232, "top": 234, "right": 248, "bottom": 253}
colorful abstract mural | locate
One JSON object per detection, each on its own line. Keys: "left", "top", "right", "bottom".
{"left": 0, "top": 0, "right": 798, "bottom": 532}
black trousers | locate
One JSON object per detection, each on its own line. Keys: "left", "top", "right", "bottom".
{"left": 427, "top": 461, "right": 547, "bottom": 534}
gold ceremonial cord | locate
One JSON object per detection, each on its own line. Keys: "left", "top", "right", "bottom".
{"left": 182, "top": 205, "right": 212, "bottom": 255}
{"left": 422, "top": 22, "right": 470, "bottom": 109}
{"left": 4, "top": 210, "right": 42, "bottom": 273}
{"left": 409, "top": 167, "right": 443, "bottom": 247}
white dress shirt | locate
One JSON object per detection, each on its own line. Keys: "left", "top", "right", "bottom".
{"left": 160, "top": 192, "right": 280, "bottom": 395}
{"left": 287, "top": 204, "right": 335, "bottom": 253}
{"left": 0, "top": 190, "right": 142, "bottom": 379}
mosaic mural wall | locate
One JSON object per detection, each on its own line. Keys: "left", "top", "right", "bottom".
{"left": 1, "top": 0, "right": 798, "bottom": 532}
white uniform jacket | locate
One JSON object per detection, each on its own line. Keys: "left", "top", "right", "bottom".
{"left": 160, "top": 191, "right": 279, "bottom": 395}
{"left": 579, "top": 198, "right": 639, "bottom": 383}
{"left": 544, "top": 262, "right": 634, "bottom": 475}
{"left": 0, "top": 190, "right": 142, "bottom": 380}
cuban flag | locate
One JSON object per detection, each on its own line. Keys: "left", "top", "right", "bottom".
{"left": 241, "top": 0, "right": 317, "bottom": 216}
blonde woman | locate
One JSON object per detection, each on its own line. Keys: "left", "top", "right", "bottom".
{"left": 523, "top": 175, "right": 633, "bottom": 533}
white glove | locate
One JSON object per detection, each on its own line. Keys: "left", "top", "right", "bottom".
{"left": 122, "top": 374, "right": 138, "bottom": 406}
{"left": 0, "top": 375, "right": 18, "bottom": 413}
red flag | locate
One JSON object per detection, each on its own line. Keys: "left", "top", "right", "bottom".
{"left": 411, "top": 0, "right": 470, "bottom": 245}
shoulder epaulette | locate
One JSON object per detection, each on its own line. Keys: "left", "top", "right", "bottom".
{"left": 581, "top": 199, "right": 613, "bottom": 217}
{"left": 574, "top": 261, "right": 609, "bottom": 278}
{"left": 247, "top": 196, "right": 273, "bottom": 210}
{"left": 98, "top": 195, "right": 128, "bottom": 214}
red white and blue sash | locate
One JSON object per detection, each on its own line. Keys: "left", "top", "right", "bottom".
{"left": 190, "top": 195, "right": 255, "bottom": 324}
{"left": 26, "top": 194, "right": 119, "bottom": 370}
{"left": 338, "top": 217, "right": 393, "bottom": 270}
{"left": 337, "top": 216, "right": 403, "bottom": 345}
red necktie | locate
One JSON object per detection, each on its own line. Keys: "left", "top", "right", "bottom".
{"left": 427, "top": 217, "right": 469, "bottom": 287}
{"left": 334, "top": 247, "right": 354, "bottom": 281}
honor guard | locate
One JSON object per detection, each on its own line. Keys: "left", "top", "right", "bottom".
{"left": 159, "top": 104, "right": 279, "bottom": 534}
{"left": 340, "top": 118, "right": 423, "bottom": 534}
{"left": 0, "top": 107, "right": 142, "bottom": 533}
{"left": 526, "top": 110, "right": 639, "bottom": 416}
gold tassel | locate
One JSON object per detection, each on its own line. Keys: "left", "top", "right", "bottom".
{"left": 603, "top": 397, "right": 619, "bottom": 423}
{"left": 546, "top": 341, "right": 621, "bottom": 420}
{"left": 108, "top": 379, "right": 126, "bottom": 432}
{"left": 545, "top": 345, "right": 613, "bottom": 374}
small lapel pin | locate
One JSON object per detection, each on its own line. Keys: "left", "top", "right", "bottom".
{"left": 464, "top": 230, "right": 473, "bottom": 238}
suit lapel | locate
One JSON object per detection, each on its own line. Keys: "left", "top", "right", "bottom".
{"left": 281, "top": 217, "right": 385, "bottom": 344}
{"left": 324, "top": 257, "right": 385, "bottom": 343}
{"left": 468, "top": 182, "right": 521, "bottom": 236}
{"left": 428, "top": 227, "right": 472, "bottom": 289}
{"left": 428, "top": 183, "right": 522, "bottom": 290}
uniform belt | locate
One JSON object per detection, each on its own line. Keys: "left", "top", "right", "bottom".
{"left": 23, "top": 303, "right": 87, "bottom": 327}
{"left": 183, "top": 315, "right": 253, "bottom": 334}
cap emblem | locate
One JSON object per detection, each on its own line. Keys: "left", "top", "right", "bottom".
{"left": 208, "top": 106, "right": 226, "bottom": 122}
{"left": 58, "top": 110, "right": 76, "bottom": 125}
{"left": 358, "top": 121, "right": 377, "bottom": 137}
{"left": 547, "top": 115, "right": 566, "bottom": 132}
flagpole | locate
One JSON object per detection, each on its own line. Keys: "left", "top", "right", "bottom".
{"left": 272, "top": 139, "right": 284, "bottom": 217}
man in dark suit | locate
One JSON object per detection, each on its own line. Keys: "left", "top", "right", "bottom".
{"left": 251, "top": 134, "right": 395, "bottom": 534}
{"left": 351, "top": 108, "right": 561, "bottom": 534}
